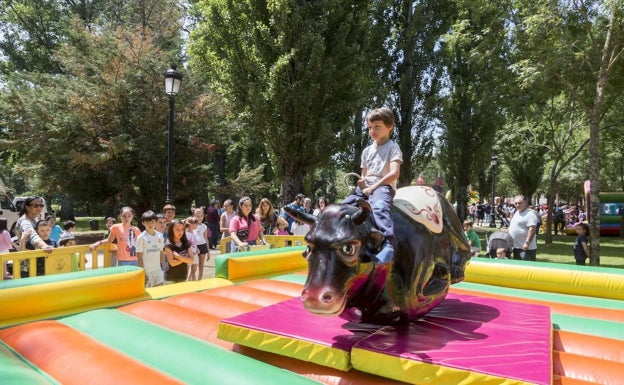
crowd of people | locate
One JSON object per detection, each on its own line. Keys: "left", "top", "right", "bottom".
{"left": 3, "top": 106, "right": 591, "bottom": 284}
{"left": 0, "top": 193, "right": 335, "bottom": 283}
{"left": 464, "top": 194, "right": 590, "bottom": 264}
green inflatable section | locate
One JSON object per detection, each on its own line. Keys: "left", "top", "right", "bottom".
{"left": 552, "top": 313, "right": 624, "bottom": 340}
{"left": 455, "top": 281, "right": 624, "bottom": 310}
{"left": 0, "top": 341, "right": 60, "bottom": 385}
{"left": 60, "top": 309, "right": 320, "bottom": 385}
{"left": 270, "top": 273, "right": 307, "bottom": 284}
{"left": 0, "top": 266, "right": 142, "bottom": 290}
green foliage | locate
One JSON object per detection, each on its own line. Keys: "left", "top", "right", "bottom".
{"left": 0, "top": 0, "right": 228, "bottom": 214}
{"left": 437, "top": 0, "right": 512, "bottom": 216}
{"left": 189, "top": 0, "right": 377, "bottom": 204}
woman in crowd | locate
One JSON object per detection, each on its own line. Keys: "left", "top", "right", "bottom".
{"left": 229, "top": 196, "right": 266, "bottom": 251}
{"left": 220, "top": 199, "right": 236, "bottom": 253}
{"left": 15, "top": 196, "right": 53, "bottom": 252}
{"left": 256, "top": 197, "right": 279, "bottom": 235}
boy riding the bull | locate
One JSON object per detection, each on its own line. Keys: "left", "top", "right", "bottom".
{"left": 343, "top": 107, "right": 402, "bottom": 264}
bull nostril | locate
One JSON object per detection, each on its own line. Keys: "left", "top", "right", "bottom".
{"left": 301, "top": 289, "right": 309, "bottom": 301}
{"left": 321, "top": 291, "right": 334, "bottom": 303}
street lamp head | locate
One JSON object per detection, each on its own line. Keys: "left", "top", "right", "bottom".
{"left": 164, "top": 65, "right": 183, "bottom": 97}
{"left": 491, "top": 155, "right": 499, "bottom": 167}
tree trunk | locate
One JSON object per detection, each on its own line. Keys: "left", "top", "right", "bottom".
{"left": 279, "top": 171, "right": 303, "bottom": 207}
{"left": 59, "top": 196, "right": 75, "bottom": 221}
{"left": 587, "top": 4, "right": 618, "bottom": 266}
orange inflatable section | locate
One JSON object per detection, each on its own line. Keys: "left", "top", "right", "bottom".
{"left": 554, "top": 351, "right": 624, "bottom": 385}
{"left": 122, "top": 280, "right": 403, "bottom": 385}
{"left": 119, "top": 300, "right": 232, "bottom": 349}
{"left": 554, "top": 330, "right": 624, "bottom": 363}
{"left": 0, "top": 321, "right": 185, "bottom": 385}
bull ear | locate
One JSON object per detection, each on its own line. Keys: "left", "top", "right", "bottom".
{"left": 283, "top": 206, "right": 316, "bottom": 225}
{"left": 351, "top": 199, "right": 371, "bottom": 225}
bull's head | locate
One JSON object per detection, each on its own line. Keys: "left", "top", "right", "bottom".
{"left": 285, "top": 200, "right": 376, "bottom": 316}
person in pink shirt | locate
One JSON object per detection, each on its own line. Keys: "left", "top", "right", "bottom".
{"left": 90, "top": 206, "right": 141, "bottom": 266}
{"left": 229, "top": 196, "right": 267, "bottom": 251}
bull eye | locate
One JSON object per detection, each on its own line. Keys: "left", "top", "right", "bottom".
{"left": 341, "top": 244, "right": 355, "bottom": 256}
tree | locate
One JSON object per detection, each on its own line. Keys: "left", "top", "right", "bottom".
{"left": 382, "top": 0, "right": 455, "bottom": 186}
{"left": 509, "top": 0, "right": 624, "bottom": 264}
{"left": 0, "top": 0, "right": 225, "bottom": 214}
{"left": 438, "top": 0, "right": 512, "bottom": 221}
{"left": 188, "top": 0, "right": 376, "bottom": 205}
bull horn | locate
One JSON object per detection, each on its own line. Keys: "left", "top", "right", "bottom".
{"left": 351, "top": 199, "right": 371, "bottom": 225}
{"left": 283, "top": 205, "right": 316, "bottom": 226}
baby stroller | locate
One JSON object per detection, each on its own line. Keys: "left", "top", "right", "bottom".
{"left": 495, "top": 206, "right": 510, "bottom": 228}
{"left": 486, "top": 231, "right": 513, "bottom": 259}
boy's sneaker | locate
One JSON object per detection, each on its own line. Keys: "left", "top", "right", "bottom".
{"left": 374, "top": 240, "right": 394, "bottom": 265}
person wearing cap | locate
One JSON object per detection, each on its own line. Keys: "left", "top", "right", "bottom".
{"left": 58, "top": 233, "right": 76, "bottom": 247}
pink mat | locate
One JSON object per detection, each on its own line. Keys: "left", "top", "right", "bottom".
{"left": 353, "top": 294, "right": 552, "bottom": 384}
{"left": 219, "top": 292, "right": 552, "bottom": 384}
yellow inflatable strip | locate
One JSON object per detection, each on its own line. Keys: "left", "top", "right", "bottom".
{"left": 227, "top": 252, "right": 307, "bottom": 282}
{"left": 218, "top": 322, "right": 351, "bottom": 371}
{"left": 146, "top": 278, "right": 233, "bottom": 299}
{"left": 351, "top": 347, "right": 537, "bottom": 385}
{"left": 0, "top": 268, "right": 147, "bottom": 327}
{"left": 465, "top": 260, "right": 624, "bottom": 300}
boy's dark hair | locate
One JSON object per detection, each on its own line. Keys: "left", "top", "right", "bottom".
{"left": 35, "top": 219, "right": 51, "bottom": 230}
{"left": 366, "top": 107, "right": 395, "bottom": 127}
{"left": 578, "top": 222, "right": 590, "bottom": 236}
{"left": 141, "top": 210, "right": 157, "bottom": 222}
{"left": 163, "top": 203, "right": 176, "bottom": 212}
{"left": 63, "top": 220, "right": 76, "bottom": 230}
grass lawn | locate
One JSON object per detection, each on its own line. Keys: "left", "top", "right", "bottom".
{"left": 474, "top": 227, "right": 624, "bottom": 269}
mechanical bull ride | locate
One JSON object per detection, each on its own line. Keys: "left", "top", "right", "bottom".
{"left": 284, "top": 185, "right": 471, "bottom": 324}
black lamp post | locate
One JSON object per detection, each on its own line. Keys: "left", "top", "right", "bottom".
{"left": 164, "top": 65, "right": 182, "bottom": 204}
{"left": 489, "top": 155, "right": 499, "bottom": 228}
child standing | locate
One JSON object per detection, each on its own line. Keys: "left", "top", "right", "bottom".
{"left": 136, "top": 210, "right": 165, "bottom": 287}
{"left": 184, "top": 217, "right": 200, "bottom": 281}
{"left": 60, "top": 220, "right": 76, "bottom": 239}
{"left": 47, "top": 215, "right": 63, "bottom": 244}
{"left": 573, "top": 223, "right": 590, "bottom": 265}
{"left": 1, "top": 218, "right": 19, "bottom": 279}
{"left": 463, "top": 220, "right": 482, "bottom": 256}
{"left": 23, "top": 219, "right": 57, "bottom": 276}
{"left": 342, "top": 107, "right": 403, "bottom": 264}
{"left": 193, "top": 208, "right": 209, "bottom": 280}
{"left": 89, "top": 207, "right": 141, "bottom": 266}
{"left": 163, "top": 219, "right": 195, "bottom": 283}
{"left": 274, "top": 217, "right": 290, "bottom": 235}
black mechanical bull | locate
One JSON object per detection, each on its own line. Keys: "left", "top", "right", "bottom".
{"left": 284, "top": 185, "right": 471, "bottom": 325}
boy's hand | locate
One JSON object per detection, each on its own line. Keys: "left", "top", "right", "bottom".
{"left": 357, "top": 178, "right": 367, "bottom": 190}
{"left": 362, "top": 186, "right": 374, "bottom": 196}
